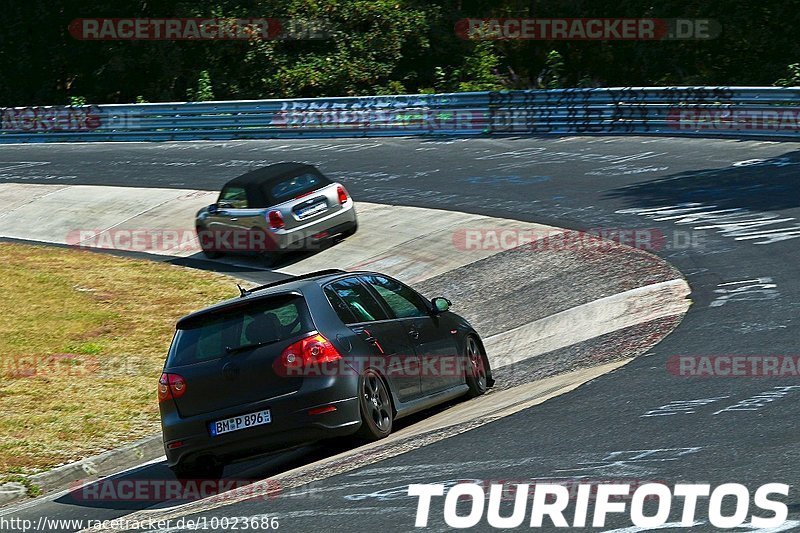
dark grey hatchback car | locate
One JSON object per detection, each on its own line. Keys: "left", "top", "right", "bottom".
{"left": 159, "top": 269, "right": 492, "bottom": 479}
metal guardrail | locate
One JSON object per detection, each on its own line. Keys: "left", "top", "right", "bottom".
{"left": 2, "top": 87, "right": 800, "bottom": 143}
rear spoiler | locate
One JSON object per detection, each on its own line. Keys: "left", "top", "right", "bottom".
{"left": 177, "top": 290, "right": 305, "bottom": 328}
{"left": 237, "top": 269, "right": 347, "bottom": 297}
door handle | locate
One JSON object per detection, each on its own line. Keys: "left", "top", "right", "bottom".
{"left": 408, "top": 329, "right": 419, "bottom": 340}
{"left": 362, "top": 329, "right": 385, "bottom": 354}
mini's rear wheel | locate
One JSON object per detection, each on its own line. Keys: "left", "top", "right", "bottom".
{"left": 342, "top": 221, "right": 358, "bottom": 238}
{"left": 356, "top": 369, "right": 393, "bottom": 439}
{"left": 465, "top": 336, "right": 488, "bottom": 398}
{"left": 261, "top": 252, "right": 279, "bottom": 268}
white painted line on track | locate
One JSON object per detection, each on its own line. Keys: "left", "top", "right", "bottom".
{"left": 485, "top": 279, "right": 691, "bottom": 369}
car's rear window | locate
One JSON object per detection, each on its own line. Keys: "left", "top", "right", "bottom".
{"left": 167, "top": 295, "right": 312, "bottom": 367}
{"left": 267, "top": 172, "right": 329, "bottom": 202}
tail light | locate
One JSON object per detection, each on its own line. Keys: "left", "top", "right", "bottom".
{"left": 268, "top": 210, "right": 285, "bottom": 230}
{"left": 158, "top": 373, "right": 187, "bottom": 403}
{"left": 336, "top": 186, "right": 349, "bottom": 205}
{"left": 276, "top": 333, "right": 342, "bottom": 376}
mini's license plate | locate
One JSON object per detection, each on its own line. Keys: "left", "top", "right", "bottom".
{"left": 210, "top": 409, "right": 271, "bottom": 436}
{"left": 296, "top": 201, "right": 327, "bottom": 218}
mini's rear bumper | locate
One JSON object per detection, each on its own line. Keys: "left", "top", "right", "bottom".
{"left": 161, "top": 374, "right": 360, "bottom": 468}
{"left": 273, "top": 202, "right": 357, "bottom": 251}
{"left": 195, "top": 202, "right": 356, "bottom": 254}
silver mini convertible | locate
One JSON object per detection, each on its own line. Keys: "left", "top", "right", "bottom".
{"left": 195, "top": 163, "right": 358, "bottom": 265}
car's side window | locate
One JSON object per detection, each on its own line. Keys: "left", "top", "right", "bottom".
{"left": 324, "top": 286, "right": 357, "bottom": 324}
{"left": 218, "top": 186, "right": 248, "bottom": 209}
{"left": 325, "top": 278, "right": 389, "bottom": 323}
{"left": 361, "top": 275, "right": 429, "bottom": 319}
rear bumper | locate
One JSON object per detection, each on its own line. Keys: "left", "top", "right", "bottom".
{"left": 273, "top": 202, "right": 357, "bottom": 251}
{"left": 195, "top": 203, "right": 357, "bottom": 255}
{"left": 161, "top": 374, "right": 360, "bottom": 468}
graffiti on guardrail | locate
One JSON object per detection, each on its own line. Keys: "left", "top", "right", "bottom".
{"left": 487, "top": 87, "right": 743, "bottom": 134}
{"left": 615, "top": 87, "right": 735, "bottom": 102}
{"left": 270, "top": 95, "right": 487, "bottom": 130}
{"left": 0, "top": 105, "right": 102, "bottom": 132}
{"left": 610, "top": 87, "right": 736, "bottom": 134}
{"left": 3, "top": 87, "right": 800, "bottom": 141}
{"left": 668, "top": 108, "right": 800, "bottom": 132}
{"left": 487, "top": 90, "right": 630, "bottom": 133}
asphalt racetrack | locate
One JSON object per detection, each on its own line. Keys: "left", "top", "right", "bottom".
{"left": 1, "top": 135, "right": 799, "bottom": 532}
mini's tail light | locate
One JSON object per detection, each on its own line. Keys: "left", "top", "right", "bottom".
{"left": 158, "top": 373, "right": 187, "bottom": 403}
{"left": 277, "top": 333, "right": 342, "bottom": 375}
{"left": 268, "top": 210, "right": 285, "bottom": 230}
{"left": 336, "top": 186, "right": 349, "bottom": 205}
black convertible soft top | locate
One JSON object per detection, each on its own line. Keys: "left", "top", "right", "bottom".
{"left": 222, "top": 162, "right": 331, "bottom": 207}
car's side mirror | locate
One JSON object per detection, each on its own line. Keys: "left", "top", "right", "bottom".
{"left": 208, "top": 203, "right": 219, "bottom": 213}
{"left": 431, "top": 297, "right": 451, "bottom": 314}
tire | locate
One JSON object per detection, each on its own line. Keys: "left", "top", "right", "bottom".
{"left": 196, "top": 226, "right": 223, "bottom": 259}
{"left": 261, "top": 252, "right": 279, "bottom": 268}
{"left": 356, "top": 369, "right": 393, "bottom": 440}
{"left": 341, "top": 221, "right": 358, "bottom": 238}
{"left": 170, "top": 460, "right": 224, "bottom": 481}
{"left": 465, "top": 335, "right": 489, "bottom": 398}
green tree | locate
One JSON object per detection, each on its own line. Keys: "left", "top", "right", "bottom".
{"left": 775, "top": 63, "right": 800, "bottom": 87}
{"left": 187, "top": 70, "right": 215, "bottom": 101}
{"left": 456, "top": 42, "right": 504, "bottom": 92}
{"left": 539, "top": 50, "right": 565, "bottom": 89}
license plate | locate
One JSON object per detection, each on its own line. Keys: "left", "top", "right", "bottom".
{"left": 209, "top": 409, "right": 271, "bottom": 437}
{"left": 296, "top": 201, "right": 327, "bottom": 218}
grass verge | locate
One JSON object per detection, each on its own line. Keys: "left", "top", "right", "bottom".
{"left": 0, "top": 242, "right": 236, "bottom": 476}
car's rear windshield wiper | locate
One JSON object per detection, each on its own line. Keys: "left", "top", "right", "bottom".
{"left": 225, "top": 339, "right": 280, "bottom": 355}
